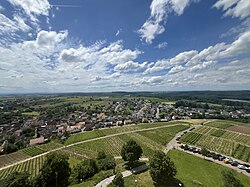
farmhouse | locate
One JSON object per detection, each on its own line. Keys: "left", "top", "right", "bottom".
{"left": 29, "top": 137, "right": 45, "bottom": 146}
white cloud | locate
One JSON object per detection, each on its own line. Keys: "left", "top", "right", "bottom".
{"left": 213, "top": 0, "right": 250, "bottom": 19}
{"left": 138, "top": 0, "right": 194, "bottom": 44}
{"left": 145, "top": 50, "right": 197, "bottom": 74}
{"left": 7, "top": 0, "right": 51, "bottom": 23}
{"left": 168, "top": 65, "right": 185, "bottom": 74}
{"left": 156, "top": 41, "right": 168, "bottom": 49}
{"left": 58, "top": 41, "right": 141, "bottom": 67}
{"left": 220, "top": 30, "right": 250, "bottom": 57}
{"left": 0, "top": 13, "right": 30, "bottom": 35}
{"left": 114, "top": 61, "right": 147, "bottom": 72}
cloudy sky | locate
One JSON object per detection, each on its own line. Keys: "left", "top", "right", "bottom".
{"left": 0, "top": 0, "right": 249, "bottom": 93}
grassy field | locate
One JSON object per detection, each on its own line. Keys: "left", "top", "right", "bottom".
{"left": 180, "top": 125, "right": 250, "bottom": 162}
{"left": 116, "top": 150, "right": 250, "bottom": 187}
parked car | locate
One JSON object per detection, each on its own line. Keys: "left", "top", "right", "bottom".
{"left": 218, "top": 156, "right": 225, "bottom": 161}
{"left": 180, "top": 145, "right": 185, "bottom": 149}
{"left": 224, "top": 158, "right": 230, "bottom": 164}
{"left": 238, "top": 164, "right": 247, "bottom": 170}
{"left": 231, "top": 161, "right": 239, "bottom": 166}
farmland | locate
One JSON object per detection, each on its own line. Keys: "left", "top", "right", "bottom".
{"left": 22, "top": 146, "right": 46, "bottom": 157}
{"left": 64, "top": 121, "right": 190, "bottom": 145}
{"left": 71, "top": 125, "right": 188, "bottom": 157}
{"left": 180, "top": 125, "right": 250, "bottom": 162}
{"left": 0, "top": 124, "right": 188, "bottom": 180}
{"left": 0, "top": 155, "right": 46, "bottom": 180}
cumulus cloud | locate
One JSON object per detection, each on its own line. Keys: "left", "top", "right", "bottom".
{"left": 58, "top": 41, "right": 141, "bottom": 67}
{"left": 168, "top": 65, "right": 185, "bottom": 74}
{"left": 138, "top": 0, "right": 194, "bottom": 44}
{"left": 213, "top": 0, "right": 250, "bottom": 19}
{"left": 114, "top": 61, "right": 147, "bottom": 72}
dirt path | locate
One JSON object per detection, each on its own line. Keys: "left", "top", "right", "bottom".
{"left": 0, "top": 123, "right": 187, "bottom": 171}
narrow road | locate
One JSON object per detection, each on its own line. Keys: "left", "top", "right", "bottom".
{"left": 0, "top": 123, "right": 187, "bottom": 171}
{"left": 95, "top": 164, "right": 147, "bottom": 187}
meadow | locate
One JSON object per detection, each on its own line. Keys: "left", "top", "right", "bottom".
{"left": 114, "top": 150, "right": 250, "bottom": 187}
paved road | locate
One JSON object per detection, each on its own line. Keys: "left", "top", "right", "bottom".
{"left": 95, "top": 164, "right": 147, "bottom": 187}
{"left": 0, "top": 123, "right": 187, "bottom": 171}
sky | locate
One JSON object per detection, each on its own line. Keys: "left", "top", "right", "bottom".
{"left": 0, "top": 0, "right": 249, "bottom": 93}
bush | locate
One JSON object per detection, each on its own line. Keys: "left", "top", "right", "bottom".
{"left": 71, "top": 159, "right": 98, "bottom": 184}
{"left": 112, "top": 172, "right": 124, "bottom": 187}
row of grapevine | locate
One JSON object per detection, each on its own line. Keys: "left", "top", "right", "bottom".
{"left": 0, "top": 156, "right": 46, "bottom": 180}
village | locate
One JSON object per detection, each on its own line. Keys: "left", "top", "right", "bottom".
{"left": 0, "top": 96, "right": 249, "bottom": 153}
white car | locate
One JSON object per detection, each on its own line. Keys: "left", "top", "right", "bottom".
{"left": 237, "top": 164, "right": 247, "bottom": 170}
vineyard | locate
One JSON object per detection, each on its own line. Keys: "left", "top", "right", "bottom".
{"left": 0, "top": 151, "right": 30, "bottom": 168}
{"left": 73, "top": 125, "right": 188, "bottom": 157}
{"left": 180, "top": 126, "right": 250, "bottom": 162}
{"left": 64, "top": 121, "right": 189, "bottom": 145}
{"left": 22, "top": 147, "right": 46, "bottom": 157}
{"left": 0, "top": 124, "right": 188, "bottom": 180}
{"left": 0, "top": 156, "right": 46, "bottom": 180}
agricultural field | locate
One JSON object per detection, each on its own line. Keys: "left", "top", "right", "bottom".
{"left": 206, "top": 120, "right": 250, "bottom": 129}
{"left": 0, "top": 151, "right": 30, "bottom": 168}
{"left": 65, "top": 121, "right": 190, "bottom": 145}
{"left": 0, "top": 124, "right": 188, "bottom": 180}
{"left": 72, "top": 125, "right": 188, "bottom": 157}
{"left": 0, "top": 155, "right": 46, "bottom": 180}
{"left": 180, "top": 125, "right": 250, "bottom": 162}
{"left": 22, "top": 146, "right": 46, "bottom": 157}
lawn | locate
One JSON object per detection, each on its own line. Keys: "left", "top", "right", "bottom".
{"left": 118, "top": 150, "right": 250, "bottom": 187}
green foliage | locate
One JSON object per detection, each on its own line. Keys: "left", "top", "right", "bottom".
{"left": 121, "top": 140, "right": 142, "bottom": 165}
{"left": 201, "top": 148, "right": 209, "bottom": 156}
{"left": 96, "top": 155, "right": 116, "bottom": 171}
{"left": 3, "top": 143, "right": 18, "bottom": 154}
{"left": 71, "top": 159, "right": 98, "bottom": 184}
{"left": 221, "top": 170, "right": 243, "bottom": 187}
{"left": 112, "top": 172, "right": 124, "bottom": 187}
{"left": 97, "top": 151, "right": 106, "bottom": 160}
{"left": 34, "top": 153, "right": 71, "bottom": 187}
{"left": 149, "top": 150, "right": 177, "bottom": 183}
{"left": 0, "top": 172, "right": 31, "bottom": 187}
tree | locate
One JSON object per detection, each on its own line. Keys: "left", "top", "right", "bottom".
{"left": 0, "top": 172, "right": 31, "bottom": 187}
{"left": 149, "top": 151, "right": 177, "bottom": 183}
{"left": 121, "top": 140, "right": 142, "bottom": 165}
{"left": 71, "top": 159, "right": 98, "bottom": 184}
{"left": 201, "top": 147, "right": 209, "bottom": 158}
{"left": 96, "top": 155, "right": 116, "bottom": 171}
{"left": 221, "top": 170, "right": 243, "bottom": 187}
{"left": 97, "top": 151, "right": 106, "bottom": 160}
{"left": 34, "top": 153, "right": 71, "bottom": 187}
{"left": 112, "top": 172, "right": 124, "bottom": 187}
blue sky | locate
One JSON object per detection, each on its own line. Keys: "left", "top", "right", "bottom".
{"left": 0, "top": 0, "right": 249, "bottom": 93}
